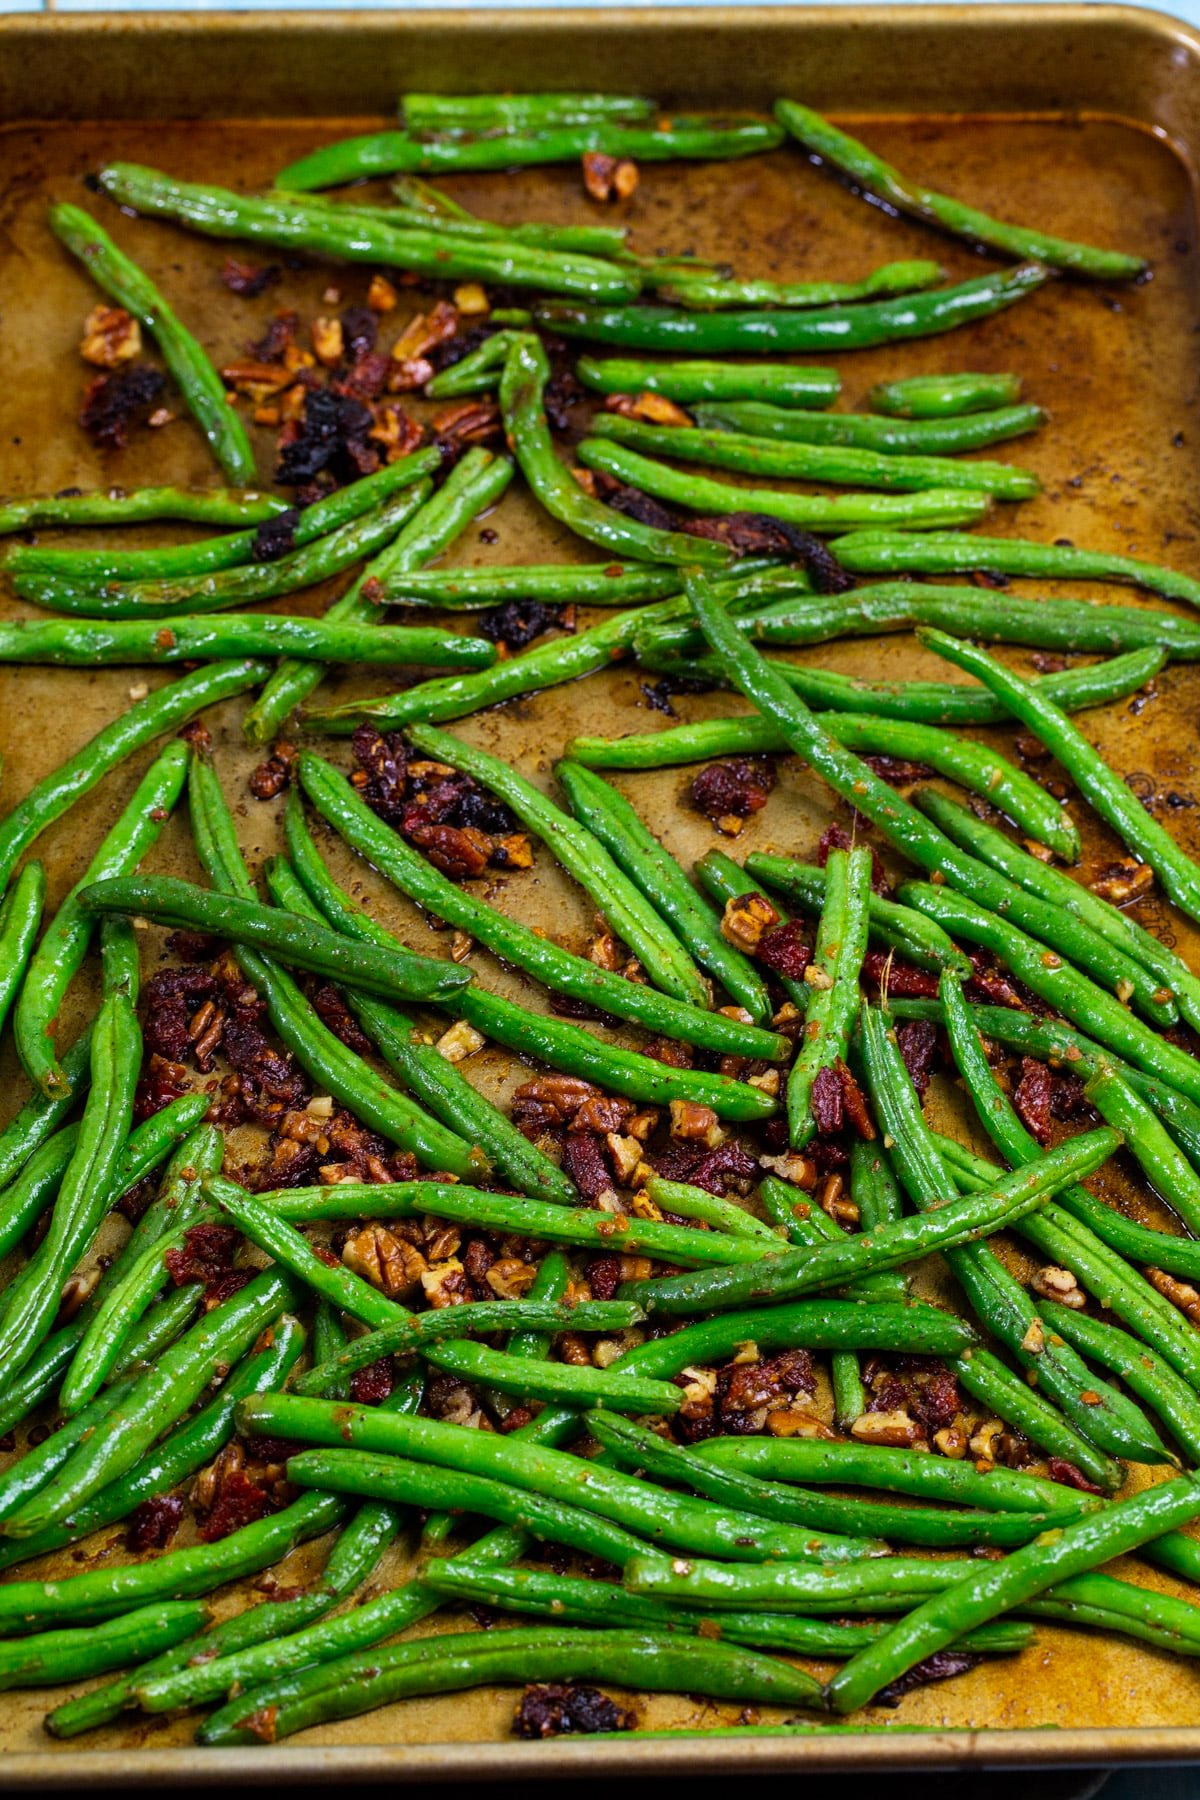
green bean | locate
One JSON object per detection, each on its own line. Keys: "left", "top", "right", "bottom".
{"left": 7, "top": 1490, "right": 340, "bottom": 1649}
{"left": 591, "top": 1414, "right": 1080, "bottom": 1549}
{"left": 388, "top": 172, "right": 631, "bottom": 251}
{"left": 267, "top": 846, "right": 570, "bottom": 1205}
{"left": 918, "top": 790, "right": 1200, "bottom": 1032}
{"left": 776, "top": 99, "right": 1144, "bottom": 279}
{"left": 578, "top": 439, "right": 993, "bottom": 530}
{"left": 637, "top": 580, "right": 1200, "bottom": 660}
{"left": 51, "top": 203, "right": 256, "bottom": 483}
{"left": 555, "top": 758, "right": 769, "bottom": 1018}
{"left": 425, "top": 329, "right": 522, "bottom": 397}
{"left": 218, "top": 1620, "right": 822, "bottom": 1744}
{"left": 619, "top": 1127, "right": 1119, "bottom": 1318}
{"left": 98, "top": 165, "right": 645, "bottom": 303}
{"left": 590, "top": 412, "right": 1039, "bottom": 498}
{"left": 401, "top": 92, "right": 656, "bottom": 131}
{"left": 833, "top": 530, "right": 1200, "bottom": 613}
{"left": 869, "top": 373, "right": 1023, "bottom": 417}
{"left": 535, "top": 264, "right": 1049, "bottom": 354}
{"left": 694, "top": 399, "right": 1044, "bottom": 454}
{"left": 701, "top": 1437, "right": 1102, "bottom": 1514}
{"left": 0, "top": 486, "right": 285, "bottom": 537}
{"left": 5, "top": 461, "right": 430, "bottom": 586}
{"left": 59, "top": 1123, "right": 223, "bottom": 1413}
{"left": 625, "top": 1552, "right": 1200, "bottom": 1654}
{"left": 373, "top": 560, "right": 685, "bottom": 610}
{"left": 0, "top": 1316, "right": 304, "bottom": 1584}
{"left": 1086, "top": 1064, "right": 1200, "bottom": 1236}
{"left": 16, "top": 741, "right": 186, "bottom": 1099}
{"left": 656, "top": 259, "right": 944, "bottom": 311}
{"left": 0, "top": 984, "right": 142, "bottom": 1381}
{"left": 256, "top": 1179, "right": 773, "bottom": 1268}
{"left": 714, "top": 850, "right": 970, "bottom": 977}
{"left": 830, "top": 1474, "right": 1200, "bottom": 1714}
{"left": 0, "top": 1373, "right": 144, "bottom": 1526}
{"left": 0, "top": 1600, "right": 208, "bottom": 1692}
{"left": 646, "top": 1177, "right": 778, "bottom": 1242}
{"left": 276, "top": 116, "right": 786, "bottom": 188}
{"left": 421, "top": 1563, "right": 1033, "bottom": 1658}
{"left": 246, "top": 1397, "right": 860, "bottom": 1565}
{"left": 0, "top": 612, "right": 499, "bottom": 669}
{"left": 922, "top": 627, "right": 1200, "bottom": 928}
{"left": 0, "top": 862, "right": 46, "bottom": 1044}
{"left": 82, "top": 872, "right": 472, "bottom": 1006}
{"left": 297, "top": 750, "right": 786, "bottom": 1074}
{"left": 406, "top": 722, "right": 709, "bottom": 1007}
{"left": 18, "top": 480, "right": 436, "bottom": 621}
{"left": 619, "top": 1299, "right": 971, "bottom": 1381}
{"left": 1040, "top": 1302, "right": 1200, "bottom": 1465}
{"left": 501, "top": 335, "right": 732, "bottom": 566}
{"left": 0, "top": 1269, "right": 298, "bottom": 1539}
{"left": 0, "top": 660, "right": 265, "bottom": 892}
{"left": 786, "top": 845, "right": 871, "bottom": 1148}
{"left": 295, "top": 1299, "right": 642, "bottom": 1397}
{"left": 851, "top": 1137, "right": 903, "bottom": 1230}
{"left": 245, "top": 445, "right": 511, "bottom": 743}
{"left": 420, "top": 1340, "right": 684, "bottom": 1416}
{"left": 577, "top": 356, "right": 841, "bottom": 407}
{"left": 862, "top": 999, "right": 1166, "bottom": 1464}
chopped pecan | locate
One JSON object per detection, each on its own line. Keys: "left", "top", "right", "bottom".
{"left": 581, "top": 152, "right": 639, "bottom": 202}
{"left": 1146, "top": 1267, "right": 1200, "bottom": 1327}
{"left": 342, "top": 1225, "right": 427, "bottom": 1299}
{"left": 604, "top": 390, "right": 691, "bottom": 427}
{"left": 668, "top": 1100, "right": 722, "bottom": 1146}
{"left": 721, "top": 891, "right": 779, "bottom": 953}
{"left": 1090, "top": 858, "right": 1154, "bottom": 904}
{"left": 80, "top": 304, "right": 141, "bottom": 368}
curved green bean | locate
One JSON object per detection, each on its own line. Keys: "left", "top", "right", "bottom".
{"left": 776, "top": 98, "right": 1144, "bottom": 280}
{"left": 833, "top": 531, "right": 1200, "bottom": 613}
{"left": 0, "top": 485, "right": 285, "bottom": 537}
{"left": 81, "top": 872, "right": 472, "bottom": 1004}
{"left": 98, "top": 165, "right": 644, "bottom": 302}
{"left": 693, "top": 399, "right": 1044, "bottom": 454}
{"left": 590, "top": 412, "right": 1039, "bottom": 498}
{"left": 501, "top": 335, "right": 731, "bottom": 566}
{"left": 535, "top": 264, "right": 1050, "bottom": 353}
{"left": 619, "top": 1128, "right": 1120, "bottom": 1317}
{"left": 17, "top": 479, "right": 436, "bottom": 621}
{"left": 276, "top": 115, "right": 786, "bottom": 188}
{"left": 922, "top": 627, "right": 1200, "bottom": 928}
{"left": 0, "top": 1600, "right": 209, "bottom": 1691}
{"left": 1041, "top": 1301, "right": 1200, "bottom": 1465}
{"left": 579, "top": 438, "right": 993, "bottom": 529}
{"left": 0, "top": 613, "right": 497, "bottom": 669}
{"left": 0, "top": 862, "right": 46, "bottom": 1045}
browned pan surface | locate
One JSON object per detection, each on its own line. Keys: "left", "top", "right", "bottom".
{"left": 3, "top": 5, "right": 1200, "bottom": 1778}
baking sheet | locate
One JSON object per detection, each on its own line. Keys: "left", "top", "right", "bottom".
{"left": 3, "top": 4, "right": 1200, "bottom": 1778}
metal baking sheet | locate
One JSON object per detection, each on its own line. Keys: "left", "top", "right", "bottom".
{"left": 3, "top": 2, "right": 1200, "bottom": 1780}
